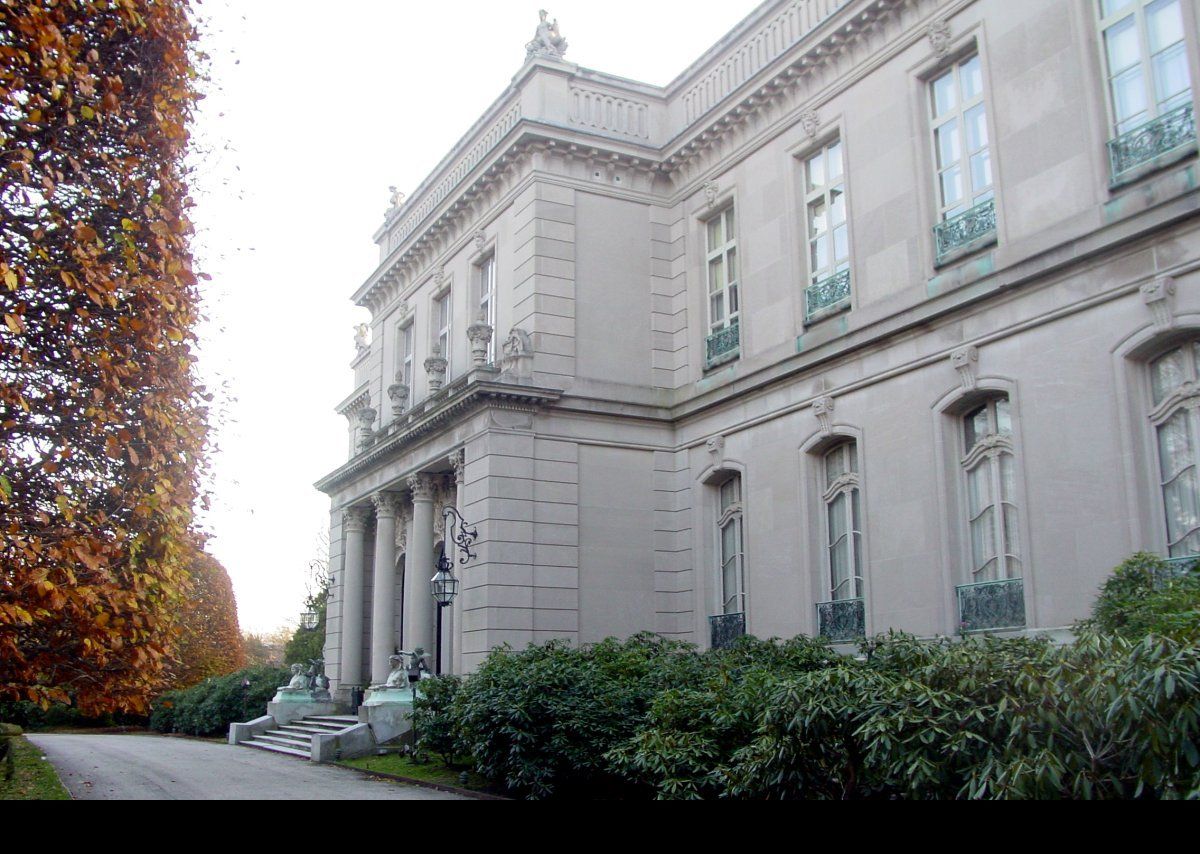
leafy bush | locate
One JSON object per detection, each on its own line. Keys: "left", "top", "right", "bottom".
{"left": 1079, "top": 552, "right": 1200, "bottom": 642}
{"left": 412, "top": 674, "right": 464, "bottom": 766}
{"left": 0, "top": 701, "right": 145, "bottom": 731}
{"left": 149, "top": 665, "right": 289, "bottom": 737}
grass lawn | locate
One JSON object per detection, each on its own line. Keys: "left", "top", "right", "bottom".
{"left": 0, "top": 737, "right": 70, "bottom": 801}
{"left": 340, "top": 753, "right": 491, "bottom": 792}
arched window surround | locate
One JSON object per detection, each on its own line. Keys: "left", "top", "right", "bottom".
{"left": 698, "top": 461, "right": 750, "bottom": 647}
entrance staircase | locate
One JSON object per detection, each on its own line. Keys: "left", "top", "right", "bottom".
{"left": 242, "top": 715, "right": 360, "bottom": 760}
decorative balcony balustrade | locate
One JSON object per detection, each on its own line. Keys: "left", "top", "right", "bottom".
{"left": 705, "top": 322, "right": 740, "bottom": 369}
{"left": 1108, "top": 104, "right": 1196, "bottom": 186}
{"left": 1162, "top": 555, "right": 1199, "bottom": 584}
{"left": 933, "top": 198, "right": 996, "bottom": 266}
{"left": 957, "top": 577, "right": 1025, "bottom": 634}
{"left": 816, "top": 598, "right": 865, "bottom": 643}
{"left": 805, "top": 270, "right": 851, "bottom": 322}
{"left": 709, "top": 612, "right": 746, "bottom": 650}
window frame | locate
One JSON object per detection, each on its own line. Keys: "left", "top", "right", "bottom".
{"left": 433, "top": 288, "right": 452, "bottom": 377}
{"left": 959, "top": 397, "right": 1022, "bottom": 584}
{"left": 1147, "top": 340, "right": 1200, "bottom": 557}
{"left": 716, "top": 474, "right": 746, "bottom": 617}
{"left": 822, "top": 442, "right": 863, "bottom": 602}
{"left": 396, "top": 319, "right": 415, "bottom": 408}
{"left": 705, "top": 205, "right": 740, "bottom": 337}
{"left": 477, "top": 253, "right": 497, "bottom": 365}
{"left": 928, "top": 52, "right": 995, "bottom": 224}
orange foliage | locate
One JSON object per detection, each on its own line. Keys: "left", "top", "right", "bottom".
{"left": 0, "top": 0, "right": 207, "bottom": 714}
{"left": 168, "top": 549, "right": 245, "bottom": 689}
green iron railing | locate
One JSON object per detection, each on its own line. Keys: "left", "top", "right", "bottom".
{"left": 933, "top": 198, "right": 996, "bottom": 265}
{"left": 1108, "top": 103, "right": 1196, "bottom": 185}
{"left": 709, "top": 612, "right": 746, "bottom": 650}
{"left": 957, "top": 577, "right": 1025, "bottom": 634}
{"left": 816, "top": 598, "right": 865, "bottom": 643}
{"left": 805, "top": 270, "right": 851, "bottom": 322}
{"left": 705, "top": 322, "right": 740, "bottom": 369}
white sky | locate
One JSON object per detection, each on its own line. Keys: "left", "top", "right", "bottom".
{"left": 189, "top": 0, "right": 756, "bottom": 634}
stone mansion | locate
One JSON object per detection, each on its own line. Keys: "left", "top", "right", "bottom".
{"left": 316, "top": 0, "right": 1200, "bottom": 694}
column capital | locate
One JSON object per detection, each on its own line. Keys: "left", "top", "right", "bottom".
{"left": 342, "top": 505, "right": 371, "bottom": 533}
{"left": 407, "top": 473, "right": 436, "bottom": 502}
{"left": 372, "top": 491, "right": 403, "bottom": 519}
{"left": 447, "top": 449, "right": 466, "bottom": 485}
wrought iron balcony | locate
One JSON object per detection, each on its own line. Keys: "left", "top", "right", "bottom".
{"left": 816, "top": 598, "right": 865, "bottom": 643}
{"left": 709, "top": 612, "right": 746, "bottom": 650}
{"left": 705, "top": 322, "right": 740, "bottom": 369}
{"left": 1108, "top": 104, "right": 1196, "bottom": 186}
{"left": 933, "top": 198, "right": 996, "bottom": 266}
{"left": 957, "top": 577, "right": 1025, "bottom": 634}
{"left": 805, "top": 270, "right": 851, "bottom": 322}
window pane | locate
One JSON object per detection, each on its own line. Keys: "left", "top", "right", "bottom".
{"left": 1101, "top": 0, "right": 1134, "bottom": 17}
{"left": 937, "top": 120, "right": 961, "bottom": 169}
{"left": 965, "top": 104, "right": 988, "bottom": 152}
{"left": 1105, "top": 17, "right": 1141, "bottom": 74}
{"left": 1159, "top": 411, "right": 1194, "bottom": 480}
{"left": 833, "top": 225, "right": 849, "bottom": 265}
{"left": 826, "top": 446, "right": 846, "bottom": 486}
{"left": 999, "top": 452, "right": 1016, "bottom": 502}
{"left": 828, "top": 142, "right": 844, "bottom": 180}
{"left": 965, "top": 405, "right": 988, "bottom": 452}
{"left": 707, "top": 217, "right": 722, "bottom": 248}
{"left": 708, "top": 257, "right": 725, "bottom": 292}
{"left": 1146, "top": 0, "right": 1184, "bottom": 54}
{"left": 710, "top": 294, "right": 724, "bottom": 324}
{"left": 1152, "top": 348, "right": 1187, "bottom": 404}
{"left": 812, "top": 234, "right": 829, "bottom": 272}
{"left": 1163, "top": 467, "right": 1200, "bottom": 549}
{"left": 725, "top": 208, "right": 736, "bottom": 236}
{"left": 961, "top": 56, "right": 983, "bottom": 101}
{"left": 968, "top": 462, "right": 992, "bottom": 518}
{"left": 932, "top": 71, "right": 956, "bottom": 117}
{"left": 995, "top": 398, "right": 1013, "bottom": 436}
{"left": 1152, "top": 42, "right": 1191, "bottom": 107}
{"left": 728, "top": 284, "right": 739, "bottom": 316}
{"left": 727, "top": 248, "right": 738, "bottom": 283}
{"left": 809, "top": 199, "right": 828, "bottom": 237}
{"left": 970, "top": 150, "right": 992, "bottom": 194}
{"left": 807, "top": 151, "right": 826, "bottom": 190}
{"left": 1003, "top": 503, "right": 1021, "bottom": 565}
{"left": 941, "top": 166, "right": 964, "bottom": 208}
{"left": 1112, "top": 67, "right": 1148, "bottom": 127}
{"left": 830, "top": 188, "right": 846, "bottom": 226}
{"left": 971, "top": 506, "right": 997, "bottom": 578}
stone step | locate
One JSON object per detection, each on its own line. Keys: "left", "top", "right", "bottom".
{"left": 278, "top": 724, "right": 338, "bottom": 736}
{"left": 243, "top": 739, "right": 311, "bottom": 760}
{"left": 258, "top": 732, "right": 313, "bottom": 749}
{"left": 293, "top": 720, "right": 353, "bottom": 733}
{"left": 304, "top": 715, "right": 359, "bottom": 726}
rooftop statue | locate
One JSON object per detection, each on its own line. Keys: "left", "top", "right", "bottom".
{"left": 525, "top": 9, "right": 567, "bottom": 61}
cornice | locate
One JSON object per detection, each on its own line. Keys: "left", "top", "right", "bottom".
{"left": 335, "top": 384, "right": 371, "bottom": 418}
{"left": 316, "top": 374, "right": 562, "bottom": 494}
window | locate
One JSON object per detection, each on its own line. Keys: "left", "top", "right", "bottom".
{"left": 1149, "top": 342, "right": 1200, "bottom": 557}
{"left": 961, "top": 398, "right": 1022, "bottom": 583}
{"left": 1099, "top": 0, "right": 1191, "bottom": 136}
{"left": 717, "top": 476, "right": 745, "bottom": 617}
{"left": 803, "top": 140, "right": 852, "bottom": 320}
{"left": 823, "top": 443, "right": 863, "bottom": 602}
{"left": 930, "top": 55, "right": 993, "bottom": 222}
{"left": 478, "top": 255, "right": 497, "bottom": 364}
{"left": 704, "top": 207, "right": 740, "bottom": 367}
{"left": 397, "top": 321, "right": 414, "bottom": 406}
{"left": 434, "top": 290, "right": 452, "bottom": 375}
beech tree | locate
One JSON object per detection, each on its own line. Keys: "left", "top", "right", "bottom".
{"left": 167, "top": 548, "right": 244, "bottom": 689}
{"left": 0, "top": 0, "right": 206, "bottom": 713}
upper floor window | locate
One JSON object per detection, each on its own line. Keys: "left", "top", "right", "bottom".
{"left": 823, "top": 442, "right": 863, "bottom": 603}
{"left": 1100, "top": 0, "right": 1191, "bottom": 136}
{"left": 929, "top": 54, "right": 998, "bottom": 265}
{"left": 434, "top": 290, "right": 452, "bottom": 375}
{"left": 803, "top": 140, "right": 852, "bottom": 321}
{"left": 1149, "top": 341, "right": 1200, "bottom": 557}
{"left": 478, "top": 254, "right": 497, "bottom": 364}
{"left": 397, "top": 321, "right": 414, "bottom": 405}
{"left": 717, "top": 475, "right": 745, "bottom": 617}
{"left": 961, "top": 397, "right": 1021, "bottom": 583}
{"left": 704, "top": 206, "right": 741, "bottom": 369}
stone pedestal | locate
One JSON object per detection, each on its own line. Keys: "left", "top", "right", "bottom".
{"left": 361, "top": 686, "right": 416, "bottom": 745}
{"left": 267, "top": 688, "right": 344, "bottom": 727}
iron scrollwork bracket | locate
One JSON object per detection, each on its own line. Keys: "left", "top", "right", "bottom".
{"left": 442, "top": 505, "right": 479, "bottom": 565}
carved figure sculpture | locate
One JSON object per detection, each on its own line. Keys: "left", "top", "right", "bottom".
{"left": 526, "top": 9, "right": 568, "bottom": 61}
{"left": 308, "top": 659, "right": 330, "bottom": 693}
{"left": 354, "top": 324, "right": 370, "bottom": 356}
{"left": 384, "top": 654, "right": 407, "bottom": 688}
{"left": 286, "top": 663, "right": 307, "bottom": 690}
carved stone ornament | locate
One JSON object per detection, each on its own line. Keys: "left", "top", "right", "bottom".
{"left": 342, "top": 505, "right": 370, "bottom": 534}
{"left": 473, "top": 230, "right": 488, "bottom": 253}
{"left": 425, "top": 344, "right": 448, "bottom": 392}
{"left": 950, "top": 346, "right": 980, "bottom": 392}
{"left": 927, "top": 19, "right": 952, "bottom": 59}
{"left": 372, "top": 491, "right": 402, "bottom": 520}
{"left": 813, "top": 395, "right": 836, "bottom": 437}
{"left": 448, "top": 449, "right": 467, "bottom": 486}
{"left": 388, "top": 378, "right": 410, "bottom": 417}
{"left": 467, "top": 313, "right": 495, "bottom": 367}
{"left": 501, "top": 327, "right": 534, "bottom": 379}
{"left": 702, "top": 180, "right": 720, "bottom": 209}
{"left": 1142, "top": 276, "right": 1177, "bottom": 332}
{"left": 356, "top": 407, "right": 377, "bottom": 452}
{"left": 395, "top": 508, "right": 409, "bottom": 552}
{"left": 706, "top": 435, "right": 726, "bottom": 456}
{"left": 397, "top": 300, "right": 412, "bottom": 322}
{"left": 525, "top": 9, "right": 568, "bottom": 62}
{"left": 353, "top": 324, "right": 370, "bottom": 358}
{"left": 433, "top": 266, "right": 447, "bottom": 288}
{"left": 386, "top": 186, "right": 405, "bottom": 216}
{"left": 799, "top": 109, "right": 820, "bottom": 139}
{"left": 407, "top": 473, "right": 435, "bottom": 502}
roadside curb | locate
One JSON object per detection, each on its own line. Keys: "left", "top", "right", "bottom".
{"left": 334, "top": 762, "right": 508, "bottom": 800}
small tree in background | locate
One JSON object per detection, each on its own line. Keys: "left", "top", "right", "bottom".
{"left": 167, "top": 547, "right": 245, "bottom": 689}
{"left": 0, "top": 0, "right": 207, "bottom": 714}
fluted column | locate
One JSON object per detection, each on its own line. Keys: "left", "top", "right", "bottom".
{"left": 404, "top": 474, "right": 437, "bottom": 658}
{"left": 340, "top": 506, "right": 370, "bottom": 690}
{"left": 448, "top": 451, "right": 466, "bottom": 675}
{"left": 370, "top": 492, "right": 401, "bottom": 686}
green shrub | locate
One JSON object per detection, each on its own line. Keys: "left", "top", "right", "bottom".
{"left": 1079, "top": 552, "right": 1200, "bottom": 642}
{"left": 412, "top": 674, "right": 464, "bottom": 766}
{"left": 149, "top": 665, "right": 289, "bottom": 737}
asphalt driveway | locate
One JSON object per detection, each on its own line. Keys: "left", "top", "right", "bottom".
{"left": 26, "top": 734, "right": 468, "bottom": 800}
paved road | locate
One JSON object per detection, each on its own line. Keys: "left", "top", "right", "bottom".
{"left": 26, "top": 734, "right": 468, "bottom": 800}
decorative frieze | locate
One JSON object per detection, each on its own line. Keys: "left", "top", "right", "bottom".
{"left": 570, "top": 86, "right": 651, "bottom": 141}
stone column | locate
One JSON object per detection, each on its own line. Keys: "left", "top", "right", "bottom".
{"left": 404, "top": 474, "right": 437, "bottom": 659}
{"left": 340, "top": 506, "right": 370, "bottom": 691}
{"left": 370, "top": 492, "right": 401, "bottom": 686}
{"left": 448, "top": 451, "right": 466, "bottom": 675}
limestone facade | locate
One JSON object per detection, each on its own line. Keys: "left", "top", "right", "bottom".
{"left": 317, "top": 0, "right": 1200, "bottom": 690}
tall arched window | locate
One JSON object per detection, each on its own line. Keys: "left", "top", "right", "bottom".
{"left": 956, "top": 395, "right": 1025, "bottom": 633}
{"left": 710, "top": 475, "right": 746, "bottom": 649}
{"left": 1149, "top": 342, "right": 1200, "bottom": 557}
{"left": 817, "top": 442, "right": 866, "bottom": 642}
